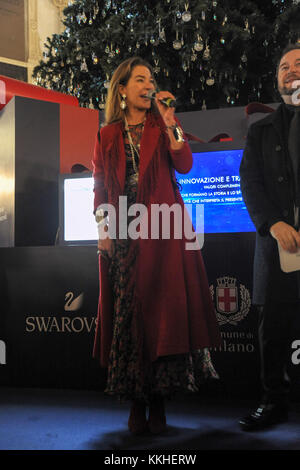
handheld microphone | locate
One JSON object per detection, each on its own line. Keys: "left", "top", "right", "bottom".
{"left": 144, "top": 90, "right": 177, "bottom": 108}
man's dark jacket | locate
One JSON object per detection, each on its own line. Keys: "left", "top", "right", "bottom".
{"left": 240, "top": 103, "right": 299, "bottom": 305}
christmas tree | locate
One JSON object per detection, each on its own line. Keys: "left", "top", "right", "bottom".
{"left": 33, "top": 0, "right": 300, "bottom": 111}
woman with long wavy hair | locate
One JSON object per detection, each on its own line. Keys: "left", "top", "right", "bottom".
{"left": 92, "top": 56, "right": 220, "bottom": 435}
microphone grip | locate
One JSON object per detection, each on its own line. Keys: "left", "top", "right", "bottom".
{"left": 159, "top": 97, "right": 176, "bottom": 108}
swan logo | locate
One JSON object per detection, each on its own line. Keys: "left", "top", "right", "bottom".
{"left": 64, "top": 292, "right": 84, "bottom": 312}
{"left": 25, "top": 290, "right": 97, "bottom": 334}
{"left": 0, "top": 340, "right": 6, "bottom": 365}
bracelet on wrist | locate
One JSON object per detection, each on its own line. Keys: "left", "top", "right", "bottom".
{"left": 166, "top": 124, "right": 185, "bottom": 143}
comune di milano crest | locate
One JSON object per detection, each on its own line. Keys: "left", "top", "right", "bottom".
{"left": 210, "top": 277, "right": 251, "bottom": 326}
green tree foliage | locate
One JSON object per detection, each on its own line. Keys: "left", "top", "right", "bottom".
{"left": 33, "top": 0, "right": 300, "bottom": 111}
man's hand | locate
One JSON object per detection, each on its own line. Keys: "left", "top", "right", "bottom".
{"left": 270, "top": 221, "right": 300, "bottom": 253}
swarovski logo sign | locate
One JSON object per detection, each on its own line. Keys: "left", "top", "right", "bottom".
{"left": 25, "top": 291, "right": 97, "bottom": 334}
{"left": 0, "top": 340, "right": 6, "bottom": 365}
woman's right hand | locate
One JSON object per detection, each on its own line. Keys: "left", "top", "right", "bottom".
{"left": 98, "top": 237, "right": 115, "bottom": 258}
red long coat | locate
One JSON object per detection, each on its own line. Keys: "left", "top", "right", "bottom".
{"left": 92, "top": 112, "right": 220, "bottom": 367}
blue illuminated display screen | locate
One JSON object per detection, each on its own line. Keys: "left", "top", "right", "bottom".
{"left": 176, "top": 149, "right": 255, "bottom": 233}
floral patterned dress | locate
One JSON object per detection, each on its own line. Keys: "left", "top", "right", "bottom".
{"left": 105, "top": 122, "right": 218, "bottom": 403}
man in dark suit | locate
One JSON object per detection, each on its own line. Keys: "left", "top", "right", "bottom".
{"left": 239, "top": 43, "right": 300, "bottom": 431}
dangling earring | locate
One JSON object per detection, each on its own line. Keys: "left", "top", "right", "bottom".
{"left": 120, "top": 94, "right": 127, "bottom": 110}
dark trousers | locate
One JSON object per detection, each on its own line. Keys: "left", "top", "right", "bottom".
{"left": 258, "top": 301, "right": 299, "bottom": 406}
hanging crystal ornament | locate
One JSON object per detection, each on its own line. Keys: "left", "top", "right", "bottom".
{"left": 92, "top": 52, "right": 98, "bottom": 64}
{"left": 105, "top": 45, "right": 110, "bottom": 54}
{"left": 244, "top": 19, "right": 250, "bottom": 32}
{"left": 241, "top": 52, "right": 247, "bottom": 63}
{"left": 190, "top": 90, "right": 195, "bottom": 104}
{"left": 99, "top": 94, "right": 105, "bottom": 109}
{"left": 82, "top": 12, "right": 87, "bottom": 23}
{"left": 213, "top": 14, "right": 217, "bottom": 21}
{"left": 93, "top": 4, "right": 99, "bottom": 20}
{"left": 109, "top": 43, "right": 115, "bottom": 58}
{"left": 89, "top": 17, "right": 93, "bottom": 25}
{"left": 176, "top": 11, "right": 182, "bottom": 19}
{"left": 206, "top": 70, "right": 215, "bottom": 86}
{"left": 150, "top": 36, "right": 156, "bottom": 44}
{"left": 160, "top": 28, "right": 166, "bottom": 42}
{"left": 158, "top": 19, "right": 166, "bottom": 42}
{"left": 182, "top": 3, "right": 192, "bottom": 22}
{"left": 177, "top": 81, "right": 180, "bottom": 88}
{"left": 220, "top": 37, "right": 225, "bottom": 44}
{"left": 173, "top": 30, "right": 182, "bottom": 50}
{"left": 202, "top": 100, "right": 207, "bottom": 110}
{"left": 80, "top": 58, "right": 88, "bottom": 72}
{"left": 153, "top": 59, "right": 160, "bottom": 74}
{"left": 201, "top": 11, "right": 206, "bottom": 21}
{"left": 194, "top": 34, "right": 204, "bottom": 51}
{"left": 222, "top": 15, "right": 228, "bottom": 26}
{"left": 182, "top": 62, "right": 188, "bottom": 72}
{"left": 203, "top": 43, "right": 211, "bottom": 61}
{"left": 136, "top": 42, "right": 140, "bottom": 49}
{"left": 212, "top": 0, "right": 218, "bottom": 6}
{"left": 104, "top": 78, "right": 110, "bottom": 89}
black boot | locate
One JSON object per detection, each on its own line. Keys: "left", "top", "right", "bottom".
{"left": 239, "top": 403, "right": 288, "bottom": 431}
{"left": 148, "top": 395, "right": 167, "bottom": 435}
{"left": 128, "top": 400, "right": 148, "bottom": 435}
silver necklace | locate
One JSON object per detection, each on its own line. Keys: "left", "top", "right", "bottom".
{"left": 124, "top": 116, "right": 145, "bottom": 175}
